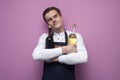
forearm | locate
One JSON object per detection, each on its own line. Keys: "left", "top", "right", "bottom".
{"left": 47, "top": 51, "right": 88, "bottom": 65}
{"left": 32, "top": 47, "right": 62, "bottom": 60}
{"left": 58, "top": 51, "right": 88, "bottom": 65}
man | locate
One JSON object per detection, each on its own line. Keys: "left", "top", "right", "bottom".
{"left": 32, "top": 7, "right": 88, "bottom": 80}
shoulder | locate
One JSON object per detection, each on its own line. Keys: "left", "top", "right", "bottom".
{"left": 41, "top": 33, "right": 48, "bottom": 37}
{"left": 38, "top": 33, "right": 48, "bottom": 41}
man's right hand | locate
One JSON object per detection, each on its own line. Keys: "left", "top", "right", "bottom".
{"left": 62, "top": 45, "right": 77, "bottom": 54}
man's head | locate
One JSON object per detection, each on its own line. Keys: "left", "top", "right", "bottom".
{"left": 43, "top": 7, "right": 64, "bottom": 32}
{"left": 43, "top": 7, "right": 61, "bottom": 23}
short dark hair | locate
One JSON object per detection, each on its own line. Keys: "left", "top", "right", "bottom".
{"left": 43, "top": 7, "right": 62, "bottom": 23}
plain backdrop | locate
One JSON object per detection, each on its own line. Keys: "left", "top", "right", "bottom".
{"left": 0, "top": 0, "right": 120, "bottom": 80}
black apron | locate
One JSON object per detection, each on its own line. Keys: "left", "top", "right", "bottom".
{"left": 42, "top": 31, "right": 75, "bottom": 80}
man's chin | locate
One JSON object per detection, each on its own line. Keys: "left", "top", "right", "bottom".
{"left": 54, "top": 25, "right": 60, "bottom": 29}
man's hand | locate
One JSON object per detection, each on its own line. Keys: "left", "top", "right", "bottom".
{"left": 62, "top": 45, "right": 77, "bottom": 54}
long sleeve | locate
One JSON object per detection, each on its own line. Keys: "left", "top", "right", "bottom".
{"left": 58, "top": 33, "right": 88, "bottom": 65}
{"left": 32, "top": 33, "right": 62, "bottom": 61}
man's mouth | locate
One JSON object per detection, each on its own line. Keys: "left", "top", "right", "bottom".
{"left": 53, "top": 22, "right": 58, "bottom": 26}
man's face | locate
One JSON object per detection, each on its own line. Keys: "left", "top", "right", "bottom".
{"left": 45, "top": 10, "right": 63, "bottom": 32}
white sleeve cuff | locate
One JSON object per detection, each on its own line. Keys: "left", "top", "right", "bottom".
{"left": 58, "top": 55, "right": 66, "bottom": 63}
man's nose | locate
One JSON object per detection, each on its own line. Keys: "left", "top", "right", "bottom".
{"left": 52, "top": 18, "right": 56, "bottom": 23}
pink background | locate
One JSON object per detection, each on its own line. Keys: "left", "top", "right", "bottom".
{"left": 0, "top": 0, "right": 120, "bottom": 80}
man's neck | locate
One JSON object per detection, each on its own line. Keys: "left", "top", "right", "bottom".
{"left": 54, "top": 27, "right": 64, "bottom": 33}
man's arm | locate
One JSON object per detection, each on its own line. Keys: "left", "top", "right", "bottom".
{"left": 45, "top": 44, "right": 77, "bottom": 62}
{"left": 58, "top": 33, "right": 88, "bottom": 64}
{"left": 32, "top": 33, "right": 63, "bottom": 60}
{"left": 32, "top": 33, "right": 76, "bottom": 61}
{"left": 48, "top": 33, "right": 88, "bottom": 65}
{"left": 32, "top": 32, "right": 88, "bottom": 64}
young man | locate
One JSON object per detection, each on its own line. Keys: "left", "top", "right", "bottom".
{"left": 32, "top": 7, "right": 88, "bottom": 80}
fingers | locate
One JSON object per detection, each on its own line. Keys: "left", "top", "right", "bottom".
{"left": 66, "top": 44, "right": 77, "bottom": 53}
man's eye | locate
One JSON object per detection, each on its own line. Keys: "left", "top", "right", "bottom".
{"left": 47, "top": 18, "right": 52, "bottom": 22}
{"left": 54, "top": 15, "right": 58, "bottom": 18}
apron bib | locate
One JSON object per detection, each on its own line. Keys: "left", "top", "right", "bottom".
{"left": 42, "top": 31, "right": 75, "bottom": 80}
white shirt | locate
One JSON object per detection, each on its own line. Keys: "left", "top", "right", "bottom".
{"left": 32, "top": 30, "right": 88, "bottom": 65}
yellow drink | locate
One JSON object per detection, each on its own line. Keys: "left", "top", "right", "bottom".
{"left": 68, "top": 38, "right": 76, "bottom": 45}
{"left": 68, "top": 33, "right": 77, "bottom": 45}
